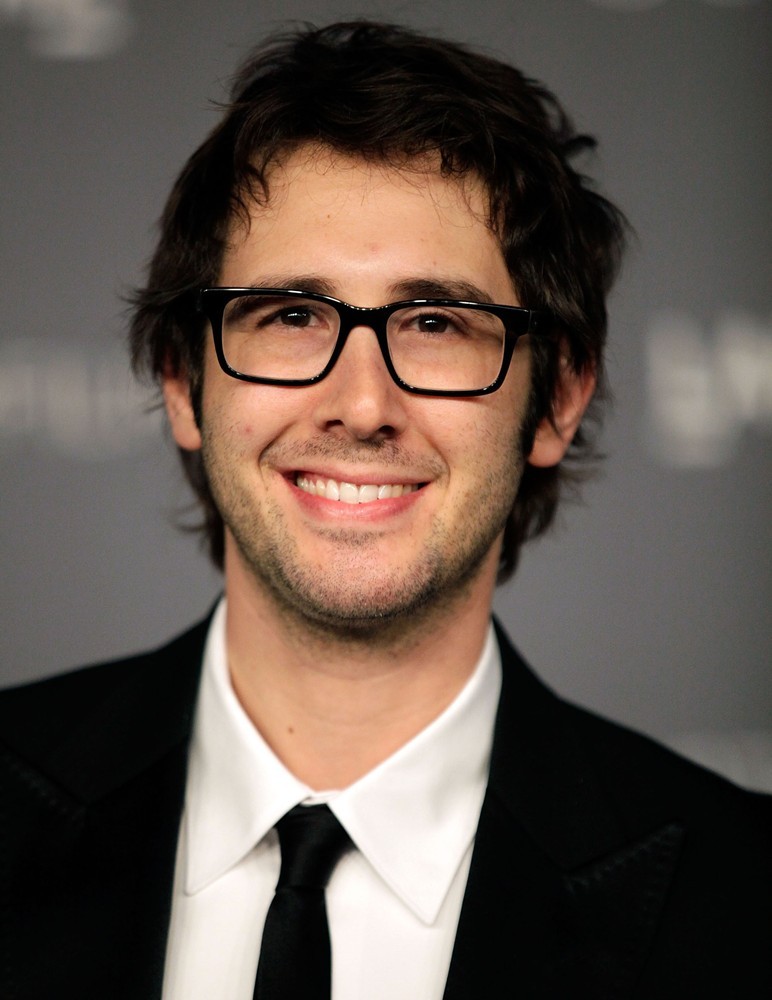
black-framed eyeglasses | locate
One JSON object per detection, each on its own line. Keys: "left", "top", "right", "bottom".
{"left": 197, "top": 287, "right": 546, "bottom": 397}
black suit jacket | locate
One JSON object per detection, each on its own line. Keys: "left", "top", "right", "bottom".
{"left": 1, "top": 616, "right": 770, "bottom": 998}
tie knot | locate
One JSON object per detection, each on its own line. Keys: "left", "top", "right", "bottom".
{"left": 275, "top": 804, "right": 351, "bottom": 890}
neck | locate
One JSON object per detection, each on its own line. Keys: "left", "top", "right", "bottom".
{"left": 224, "top": 553, "right": 497, "bottom": 790}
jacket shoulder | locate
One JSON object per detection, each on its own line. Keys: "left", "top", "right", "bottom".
{"left": 565, "top": 695, "right": 770, "bottom": 813}
{"left": 494, "top": 622, "right": 771, "bottom": 838}
{"left": 0, "top": 616, "right": 210, "bottom": 791}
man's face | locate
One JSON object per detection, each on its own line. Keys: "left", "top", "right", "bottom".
{"left": 167, "top": 147, "right": 536, "bottom": 634}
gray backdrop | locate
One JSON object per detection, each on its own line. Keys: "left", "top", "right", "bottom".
{"left": 1, "top": 1, "right": 770, "bottom": 766}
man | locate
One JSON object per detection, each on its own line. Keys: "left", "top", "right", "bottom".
{"left": 1, "top": 21, "right": 769, "bottom": 1000}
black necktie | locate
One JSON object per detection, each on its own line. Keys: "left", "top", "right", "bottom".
{"left": 254, "top": 804, "right": 352, "bottom": 1000}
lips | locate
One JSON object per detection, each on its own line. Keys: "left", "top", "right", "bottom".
{"left": 295, "top": 474, "right": 421, "bottom": 504}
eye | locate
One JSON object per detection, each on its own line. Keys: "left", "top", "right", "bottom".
{"left": 266, "top": 307, "right": 317, "bottom": 328}
{"left": 396, "top": 308, "right": 468, "bottom": 338}
{"left": 414, "top": 312, "right": 452, "bottom": 334}
{"left": 224, "top": 295, "right": 335, "bottom": 333}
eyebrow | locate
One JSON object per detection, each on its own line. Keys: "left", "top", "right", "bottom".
{"left": 389, "top": 278, "right": 496, "bottom": 304}
{"left": 243, "top": 275, "right": 338, "bottom": 296}
{"left": 237, "top": 274, "right": 498, "bottom": 305}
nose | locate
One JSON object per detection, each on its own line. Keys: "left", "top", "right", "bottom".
{"left": 311, "top": 325, "right": 409, "bottom": 441}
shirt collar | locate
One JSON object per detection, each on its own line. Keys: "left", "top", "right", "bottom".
{"left": 184, "top": 599, "right": 501, "bottom": 924}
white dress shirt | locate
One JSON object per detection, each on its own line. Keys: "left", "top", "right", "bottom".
{"left": 162, "top": 600, "right": 501, "bottom": 1000}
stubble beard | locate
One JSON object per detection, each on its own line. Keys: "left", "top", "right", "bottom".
{"left": 202, "top": 435, "right": 524, "bottom": 649}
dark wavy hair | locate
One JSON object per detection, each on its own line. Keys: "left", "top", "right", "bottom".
{"left": 129, "top": 21, "right": 626, "bottom": 580}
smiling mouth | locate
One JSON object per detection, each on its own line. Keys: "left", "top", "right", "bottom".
{"left": 295, "top": 474, "right": 422, "bottom": 504}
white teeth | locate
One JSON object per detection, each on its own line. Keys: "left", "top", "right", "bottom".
{"left": 339, "top": 482, "right": 358, "bottom": 504}
{"left": 296, "top": 475, "right": 419, "bottom": 503}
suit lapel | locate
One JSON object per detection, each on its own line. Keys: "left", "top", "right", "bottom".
{"left": 0, "top": 617, "right": 209, "bottom": 999}
{"left": 443, "top": 626, "right": 684, "bottom": 999}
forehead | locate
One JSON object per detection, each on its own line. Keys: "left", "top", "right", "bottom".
{"left": 245, "top": 144, "right": 492, "bottom": 219}
{"left": 220, "top": 145, "right": 514, "bottom": 302}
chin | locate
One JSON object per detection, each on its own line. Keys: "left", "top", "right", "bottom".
{"left": 249, "top": 540, "right": 493, "bottom": 647}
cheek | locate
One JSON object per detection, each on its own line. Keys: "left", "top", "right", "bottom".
{"left": 444, "top": 378, "right": 527, "bottom": 445}
{"left": 201, "top": 377, "right": 308, "bottom": 459}
{"left": 465, "top": 394, "right": 528, "bottom": 485}
{"left": 417, "top": 396, "right": 521, "bottom": 483}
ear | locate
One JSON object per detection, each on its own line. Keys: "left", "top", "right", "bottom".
{"left": 527, "top": 359, "right": 596, "bottom": 468}
{"left": 162, "top": 369, "right": 202, "bottom": 451}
